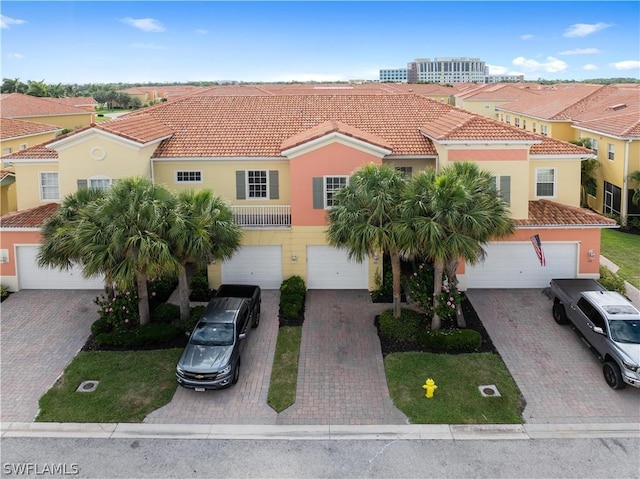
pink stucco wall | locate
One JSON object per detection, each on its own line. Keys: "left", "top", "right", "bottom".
{"left": 0, "top": 231, "right": 42, "bottom": 276}
{"left": 289, "top": 143, "right": 382, "bottom": 226}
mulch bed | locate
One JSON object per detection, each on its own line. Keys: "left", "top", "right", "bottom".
{"left": 81, "top": 334, "right": 188, "bottom": 352}
{"left": 375, "top": 294, "right": 499, "bottom": 357}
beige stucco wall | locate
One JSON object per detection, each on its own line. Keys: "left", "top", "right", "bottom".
{"left": 153, "top": 159, "right": 291, "bottom": 204}
{"left": 457, "top": 100, "right": 502, "bottom": 119}
{"left": 13, "top": 162, "right": 59, "bottom": 210}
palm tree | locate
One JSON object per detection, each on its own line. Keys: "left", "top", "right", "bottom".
{"left": 168, "top": 190, "right": 242, "bottom": 319}
{"left": 76, "top": 177, "right": 180, "bottom": 325}
{"left": 326, "top": 163, "right": 408, "bottom": 318}
{"left": 38, "top": 187, "right": 111, "bottom": 288}
{"left": 628, "top": 170, "right": 640, "bottom": 206}
{"left": 401, "top": 162, "right": 514, "bottom": 329}
{"left": 581, "top": 159, "right": 600, "bottom": 207}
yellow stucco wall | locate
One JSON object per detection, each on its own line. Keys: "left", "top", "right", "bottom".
{"left": 153, "top": 159, "right": 291, "bottom": 204}
{"left": 1, "top": 131, "right": 58, "bottom": 155}
{"left": 18, "top": 113, "right": 93, "bottom": 130}
{"left": 206, "top": 226, "right": 379, "bottom": 290}
{"left": 13, "top": 162, "right": 59, "bottom": 210}
{"left": 529, "top": 159, "right": 581, "bottom": 207}
{"left": 457, "top": 100, "right": 502, "bottom": 119}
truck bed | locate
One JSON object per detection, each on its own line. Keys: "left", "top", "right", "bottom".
{"left": 214, "top": 284, "right": 260, "bottom": 299}
{"left": 550, "top": 278, "right": 606, "bottom": 303}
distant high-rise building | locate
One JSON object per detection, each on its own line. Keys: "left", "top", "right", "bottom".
{"left": 407, "top": 57, "right": 486, "bottom": 83}
{"left": 485, "top": 74, "right": 525, "bottom": 83}
{"left": 379, "top": 69, "right": 408, "bottom": 83}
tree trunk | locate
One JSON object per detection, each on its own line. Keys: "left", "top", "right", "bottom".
{"left": 431, "top": 261, "right": 444, "bottom": 330}
{"left": 390, "top": 249, "right": 402, "bottom": 318}
{"left": 445, "top": 260, "right": 466, "bottom": 328}
{"left": 137, "top": 272, "right": 151, "bottom": 326}
{"left": 177, "top": 265, "right": 190, "bottom": 320}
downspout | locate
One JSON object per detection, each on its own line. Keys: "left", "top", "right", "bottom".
{"left": 150, "top": 157, "right": 155, "bottom": 184}
{"left": 622, "top": 139, "right": 631, "bottom": 226}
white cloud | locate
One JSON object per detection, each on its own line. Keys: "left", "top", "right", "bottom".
{"left": 487, "top": 64, "right": 508, "bottom": 75}
{"left": 610, "top": 60, "right": 640, "bottom": 71}
{"left": 563, "top": 22, "right": 611, "bottom": 38}
{"left": 120, "top": 17, "right": 165, "bottom": 32}
{"left": 512, "top": 56, "right": 568, "bottom": 73}
{"left": 582, "top": 64, "right": 599, "bottom": 71}
{"left": 558, "top": 48, "right": 600, "bottom": 56}
{"left": 131, "top": 43, "right": 169, "bottom": 50}
{"left": 6, "top": 53, "right": 25, "bottom": 59}
{"left": 520, "top": 34, "right": 535, "bottom": 40}
{"left": 195, "top": 29, "right": 208, "bottom": 35}
{"left": 1, "top": 14, "right": 27, "bottom": 29}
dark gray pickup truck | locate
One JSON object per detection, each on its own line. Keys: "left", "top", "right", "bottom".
{"left": 549, "top": 278, "right": 640, "bottom": 389}
{"left": 214, "top": 284, "right": 261, "bottom": 328}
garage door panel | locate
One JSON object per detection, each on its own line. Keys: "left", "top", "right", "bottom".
{"left": 17, "top": 246, "right": 104, "bottom": 290}
{"left": 307, "top": 246, "right": 368, "bottom": 289}
{"left": 466, "top": 243, "right": 577, "bottom": 289}
{"left": 221, "top": 246, "right": 282, "bottom": 289}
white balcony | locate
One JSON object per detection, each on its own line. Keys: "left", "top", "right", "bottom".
{"left": 230, "top": 205, "right": 291, "bottom": 228}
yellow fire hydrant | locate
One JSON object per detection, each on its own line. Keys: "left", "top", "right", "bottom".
{"left": 422, "top": 378, "right": 438, "bottom": 398}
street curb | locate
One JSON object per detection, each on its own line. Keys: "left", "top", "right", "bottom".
{"left": 2, "top": 422, "right": 638, "bottom": 440}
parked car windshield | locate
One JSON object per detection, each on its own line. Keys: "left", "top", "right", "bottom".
{"left": 608, "top": 320, "right": 640, "bottom": 344}
{"left": 190, "top": 322, "right": 234, "bottom": 346}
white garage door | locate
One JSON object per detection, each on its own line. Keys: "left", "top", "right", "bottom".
{"left": 221, "top": 246, "right": 282, "bottom": 289}
{"left": 466, "top": 242, "right": 578, "bottom": 289}
{"left": 17, "top": 245, "right": 104, "bottom": 290}
{"left": 307, "top": 246, "right": 368, "bottom": 289}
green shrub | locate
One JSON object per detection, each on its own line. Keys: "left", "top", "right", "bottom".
{"left": 91, "top": 318, "right": 112, "bottom": 336}
{"left": 189, "top": 269, "right": 213, "bottom": 302}
{"left": 151, "top": 303, "right": 180, "bottom": 324}
{"left": 0, "top": 285, "right": 10, "bottom": 301}
{"left": 94, "top": 291, "right": 139, "bottom": 330}
{"left": 280, "top": 296, "right": 304, "bottom": 321}
{"left": 417, "top": 328, "right": 482, "bottom": 352}
{"left": 599, "top": 265, "right": 627, "bottom": 295}
{"left": 379, "top": 308, "right": 424, "bottom": 341}
{"left": 94, "top": 324, "right": 180, "bottom": 348}
{"left": 148, "top": 276, "right": 178, "bottom": 309}
{"left": 280, "top": 275, "right": 306, "bottom": 296}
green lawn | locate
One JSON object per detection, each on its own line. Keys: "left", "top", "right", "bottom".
{"left": 267, "top": 326, "right": 302, "bottom": 412}
{"left": 37, "top": 349, "right": 182, "bottom": 423}
{"left": 384, "top": 352, "right": 523, "bottom": 424}
{"left": 601, "top": 229, "right": 640, "bottom": 289}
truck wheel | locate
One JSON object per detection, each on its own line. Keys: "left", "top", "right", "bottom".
{"left": 553, "top": 301, "right": 568, "bottom": 325}
{"left": 603, "top": 361, "right": 625, "bottom": 389}
{"left": 251, "top": 308, "right": 261, "bottom": 328}
{"left": 232, "top": 358, "right": 241, "bottom": 385}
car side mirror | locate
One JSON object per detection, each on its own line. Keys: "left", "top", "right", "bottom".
{"left": 593, "top": 326, "right": 605, "bottom": 335}
{"left": 239, "top": 332, "right": 247, "bottom": 341}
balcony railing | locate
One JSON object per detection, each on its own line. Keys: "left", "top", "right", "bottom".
{"left": 230, "top": 205, "right": 291, "bottom": 228}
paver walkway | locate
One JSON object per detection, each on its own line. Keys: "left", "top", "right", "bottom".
{"left": 277, "top": 290, "right": 407, "bottom": 425}
{"left": 465, "top": 289, "right": 640, "bottom": 424}
{"left": 0, "top": 290, "right": 100, "bottom": 422}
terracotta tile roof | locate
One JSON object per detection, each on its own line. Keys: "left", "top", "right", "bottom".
{"left": 0, "top": 169, "right": 15, "bottom": 181}
{"left": 498, "top": 84, "right": 606, "bottom": 119}
{"left": 2, "top": 143, "right": 58, "bottom": 160}
{"left": 456, "top": 83, "right": 541, "bottom": 102}
{"left": 94, "top": 115, "right": 174, "bottom": 144}
{"left": 126, "top": 94, "right": 453, "bottom": 157}
{"left": 281, "top": 120, "right": 392, "bottom": 152}
{"left": 0, "top": 118, "right": 61, "bottom": 140}
{"left": 517, "top": 200, "right": 617, "bottom": 227}
{"left": 50, "top": 96, "right": 98, "bottom": 107}
{"left": 420, "top": 109, "right": 541, "bottom": 142}
{"left": 0, "top": 93, "right": 90, "bottom": 118}
{"left": 0, "top": 202, "right": 58, "bottom": 228}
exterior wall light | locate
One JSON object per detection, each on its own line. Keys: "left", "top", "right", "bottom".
{"left": 373, "top": 252, "right": 379, "bottom": 262}
{"left": 587, "top": 249, "right": 595, "bottom": 261}
{"left": 291, "top": 253, "right": 297, "bottom": 262}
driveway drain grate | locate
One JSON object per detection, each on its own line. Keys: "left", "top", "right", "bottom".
{"left": 478, "top": 384, "right": 501, "bottom": 397}
{"left": 76, "top": 380, "right": 99, "bottom": 393}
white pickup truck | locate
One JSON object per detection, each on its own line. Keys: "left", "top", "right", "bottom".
{"left": 549, "top": 279, "right": 640, "bottom": 389}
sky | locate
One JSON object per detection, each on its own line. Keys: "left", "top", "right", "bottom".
{"left": 1, "top": 1, "right": 639, "bottom": 84}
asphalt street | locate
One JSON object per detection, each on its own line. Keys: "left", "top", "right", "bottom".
{"left": 1, "top": 436, "right": 638, "bottom": 479}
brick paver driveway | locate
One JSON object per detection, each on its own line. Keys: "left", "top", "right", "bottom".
{"left": 0, "top": 290, "right": 100, "bottom": 422}
{"left": 465, "top": 289, "right": 640, "bottom": 424}
{"left": 146, "top": 289, "right": 407, "bottom": 425}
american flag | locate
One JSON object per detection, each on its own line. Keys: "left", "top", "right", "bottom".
{"left": 530, "top": 234, "right": 546, "bottom": 267}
